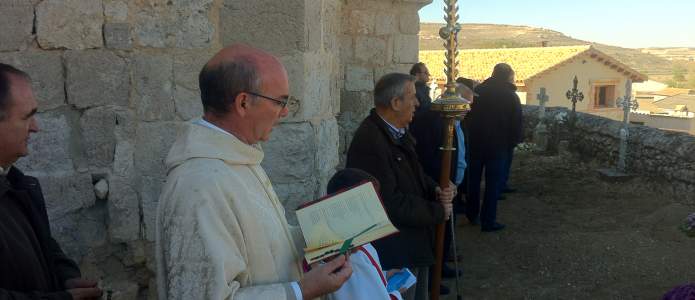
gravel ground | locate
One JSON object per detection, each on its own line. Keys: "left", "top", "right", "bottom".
{"left": 440, "top": 152, "right": 695, "bottom": 300}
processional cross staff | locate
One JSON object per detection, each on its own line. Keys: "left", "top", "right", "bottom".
{"left": 429, "top": 0, "right": 469, "bottom": 299}
{"left": 617, "top": 79, "right": 638, "bottom": 172}
{"left": 565, "top": 75, "right": 584, "bottom": 124}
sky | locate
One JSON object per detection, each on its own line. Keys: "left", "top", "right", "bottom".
{"left": 418, "top": 0, "right": 695, "bottom": 49}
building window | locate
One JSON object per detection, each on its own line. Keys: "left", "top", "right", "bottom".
{"left": 593, "top": 84, "right": 616, "bottom": 108}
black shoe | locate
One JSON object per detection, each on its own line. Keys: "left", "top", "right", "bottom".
{"left": 441, "top": 264, "right": 462, "bottom": 278}
{"left": 467, "top": 215, "right": 480, "bottom": 225}
{"left": 439, "top": 284, "right": 450, "bottom": 295}
{"left": 481, "top": 222, "right": 506, "bottom": 232}
{"left": 503, "top": 187, "right": 517, "bottom": 193}
{"left": 498, "top": 194, "right": 506, "bottom": 200}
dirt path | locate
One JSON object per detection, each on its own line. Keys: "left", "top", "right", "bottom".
{"left": 441, "top": 152, "right": 695, "bottom": 299}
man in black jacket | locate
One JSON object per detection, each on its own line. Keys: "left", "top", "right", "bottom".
{"left": 410, "top": 62, "right": 432, "bottom": 114}
{"left": 464, "top": 63, "right": 522, "bottom": 232}
{"left": 0, "top": 63, "right": 102, "bottom": 300}
{"left": 410, "top": 82, "right": 475, "bottom": 293}
{"left": 346, "top": 73, "right": 456, "bottom": 300}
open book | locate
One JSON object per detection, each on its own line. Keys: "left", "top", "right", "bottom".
{"left": 296, "top": 181, "right": 398, "bottom": 264}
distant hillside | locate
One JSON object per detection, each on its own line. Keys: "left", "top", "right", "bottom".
{"left": 641, "top": 48, "right": 695, "bottom": 62}
{"left": 419, "top": 23, "right": 673, "bottom": 76}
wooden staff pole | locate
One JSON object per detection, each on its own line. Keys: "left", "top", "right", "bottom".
{"left": 430, "top": 116, "right": 457, "bottom": 300}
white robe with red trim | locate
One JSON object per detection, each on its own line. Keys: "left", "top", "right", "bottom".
{"left": 328, "top": 243, "right": 403, "bottom": 300}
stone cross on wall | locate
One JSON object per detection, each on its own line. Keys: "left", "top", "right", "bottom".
{"left": 565, "top": 75, "right": 584, "bottom": 124}
{"left": 537, "top": 87, "right": 549, "bottom": 118}
{"left": 617, "top": 79, "right": 638, "bottom": 172}
{"left": 534, "top": 87, "right": 550, "bottom": 151}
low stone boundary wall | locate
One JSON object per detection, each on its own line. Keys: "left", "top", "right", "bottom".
{"left": 523, "top": 105, "right": 695, "bottom": 205}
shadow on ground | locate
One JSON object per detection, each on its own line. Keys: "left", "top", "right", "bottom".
{"left": 441, "top": 152, "right": 695, "bottom": 300}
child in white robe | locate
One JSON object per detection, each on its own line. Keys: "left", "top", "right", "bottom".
{"left": 325, "top": 168, "right": 409, "bottom": 300}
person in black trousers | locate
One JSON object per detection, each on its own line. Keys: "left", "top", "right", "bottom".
{"left": 464, "top": 63, "right": 522, "bottom": 232}
{"left": 410, "top": 80, "right": 476, "bottom": 293}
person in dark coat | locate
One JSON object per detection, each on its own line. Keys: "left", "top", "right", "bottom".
{"left": 410, "top": 62, "right": 432, "bottom": 114}
{"left": 464, "top": 63, "right": 523, "bottom": 232}
{"left": 346, "top": 73, "right": 456, "bottom": 300}
{"left": 409, "top": 82, "right": 475, "bottom": 293}
{"left": 0, "top": 63, "right": 102, "bottom": 300}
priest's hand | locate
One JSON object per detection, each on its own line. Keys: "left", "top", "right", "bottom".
{"left": 300, "top": 254, "right": 352, "bottom": 299}
{"left": 64, "top": 278, "right": 102, "bottom": 300}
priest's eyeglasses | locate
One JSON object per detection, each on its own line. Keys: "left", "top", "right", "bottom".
{"left": 245, "top": 91, "right": 289, "bottom": 108}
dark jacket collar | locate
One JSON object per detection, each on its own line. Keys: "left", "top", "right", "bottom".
{"left": 367, "top": 109, "right": 417, "bottom": 147}
{"left": 415, "top": 80, "right": 430, "bottom": 91}
{"left": 0, "top": 174, "right": 9, "bottom": 199}
{"left": 1, "top": 167, "right": 36, "bottom": 196}
{"left": 477, "top": 77, "right": 518, "bottom": 93}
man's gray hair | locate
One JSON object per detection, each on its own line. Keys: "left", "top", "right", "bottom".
{"left": 373, "top": 73, "right": 416, "bottom": 108}
{"left": 198, "top": 57, "right": 263, "bottom": 116}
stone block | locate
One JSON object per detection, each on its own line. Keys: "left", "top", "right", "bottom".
{"left": 261, "top": 122, "right": 316, "bottom": 183}
{"left": 0, "top": 1, "right": 34, "bottom": 51}
{"left": 354, "top": 36, "right": 387, "bottom": 66}
{"left": 37, "top": 172, "right": 95, "bottom": 220}
{"left": 393, "top": 34, "right": 419, "bottom": 64}
{"left": 50, "top": 205, "right": 108, "bottom": 261}
{"left": 133, "top": 10, "right": 172, "bottom": 48}
{"left": 174, "top": 9, "right": 215, "bottom": 49}
{"left": 133, "top": 0, "right": 214, "bottom": 49}
{"left": 221, "top": 0, "right": 305, "bottom": 56}
{"left": 104, "top": 23, "right": 132, "bottom": 50}
{"left": 133, "top": 53, "right": 175, "bottom": 121}
{"left": 111, "top": 109, "right": 137, "bottom": 177}
{"left": 300, "top": 53, "right": 335, "bottom": 119}
{"left": 315, "top": 118, "right": 340, "bottom": 174}
{"left": 36, "top": 0, "right": 103, "bottom": 49}
{"left": 344, "top": 65, "right": 373, "bottom": 92}
{"left": 375, "top": 11, "right": 397, "bottom": 36}
{"left": 339, "top": 35, "right": 353, "bottom": 62}
{"left": 0, "top": 51, "right": 65, "bottom": 111}
{"left": 113, "top": 141, "right": 135, "bottom": 178}
{"left": 306, "top": 0, "right": 322, "bottom": 52}
{"left": 322, "top": 0, "right": 340, "bottom": 52}
{"left": 340, "top": 90, "right": 373, "bottom": 114}
{"left": 399, "top": 11, "right": 420, "bottom": 34}
{"left": 348, "top": 10, "right": 375, "bottom": 35}
{"left": 104, "top": 0, "right": 128, "bottom": 22}
{"left": 276, "top": 54, "right": 304, "bottom": 121}
{"left": 344, "top": 0, "right": 402, "bottom": 10}
{"left": 15, "top": 112, "right": 74, "bottom": 173}
{"left": 81, "top": 107, "right": 119, "bottom": 168}
{"left": 374, "top": 63, "right": 412, "bottom": 81}
{"left": 134, "top": 122, "right": 183, "bottom": 178}
{"left": 65, "top": 50, "right": 129, "bottom": 109}
{"left": 139, "top": 176, "right": 165, "bottom": 241}
{"left": 173, "top": 50, "right": 215, "bottom": 91}
{"left": 108, "top": 177, "right": 140, "bottom": 242}
{"left": 174, "top": 87, "right": 203, "bottom": 121}
{"left": 113, "top": 109, "right": 137, "bottom": 141}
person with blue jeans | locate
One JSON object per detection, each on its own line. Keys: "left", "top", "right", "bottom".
{"left": 464, "top": 63, "right": 523, "bottom": 232}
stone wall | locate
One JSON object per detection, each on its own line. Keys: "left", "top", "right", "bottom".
{"left": 524, "top": 106, "right": 695, "bottom": 206}
{"left": 0, "top": 0, "right": 431, "bottom": 298}
{"left": 337, "top": 0, "right": 432, "bottom": 164}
